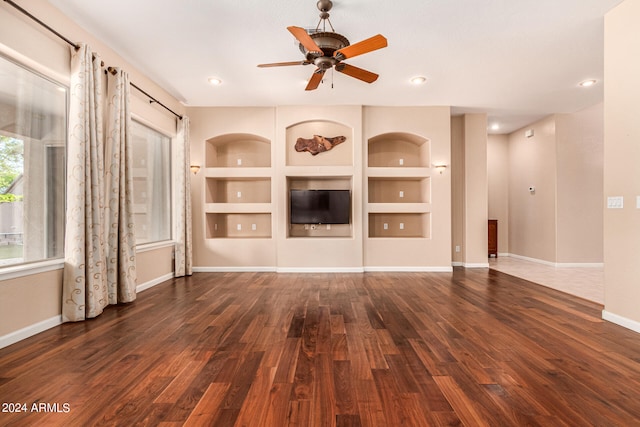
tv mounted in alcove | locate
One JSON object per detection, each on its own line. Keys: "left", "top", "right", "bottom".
{"left": 290, "top": 189, "right": 351, "bottom": 225}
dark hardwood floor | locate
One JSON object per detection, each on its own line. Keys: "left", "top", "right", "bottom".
{"left": 2, "top": 268, "right": 640, "bottom": 426}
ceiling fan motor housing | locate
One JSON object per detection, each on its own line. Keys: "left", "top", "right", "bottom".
{"left": 299, "top": 31, "right": 350, "bottom": 60}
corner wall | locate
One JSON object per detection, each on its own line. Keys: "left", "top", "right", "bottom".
{"left": 602, "top": 0, "right": 640, "bottom": 330}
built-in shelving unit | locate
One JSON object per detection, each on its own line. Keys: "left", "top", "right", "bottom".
{"left": 366, "top": 133, "right": 431, "bottom": 238}
{"left": 204, "top": 133, "right": 272, "bottom": 239}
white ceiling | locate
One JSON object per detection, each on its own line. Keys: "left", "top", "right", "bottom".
{"left": 49, "top": 0, "right": 622, "bottom": 134}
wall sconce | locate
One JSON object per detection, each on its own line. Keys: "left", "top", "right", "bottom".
{"left": 190, "top": 165, "right": 201, "bottom": 175}
{"left": 433, "top": 164, "right": 448, "bottom": 174}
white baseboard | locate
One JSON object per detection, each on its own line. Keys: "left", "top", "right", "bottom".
{"left": 193, "top": 266, "right": 277, "bottom": 273}
{"left": 136, "top": 272, "right": 175, "bottom": 293}
{"left": 507, "top": 253, "right": 603, "bottom": 268}
{"left": 602, "top": 310, "right": 640, "bottom": 334}
{"left": 194, "top": 266, "right": 456, "bottom": 273}
{"left": 277, "top": 267, "right": 365, "bottom": 273}
{"left": 0, "top": 315, "right": 62, "bottom": 349}
{"left": 364, "top": 266, "right": 453, "bottom": 273}
{"left": 463, "top": 263, "right": 490, "bottom": 268}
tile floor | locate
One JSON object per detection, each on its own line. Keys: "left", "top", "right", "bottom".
{"left": 488, "top": 256, "right": 604, "bottom": 304}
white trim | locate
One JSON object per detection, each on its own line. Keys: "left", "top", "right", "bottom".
{"left": 0, "top": 315, "right": 62, "bottom": 349}
{"left": 136, "top": 240, "right": 175, "bottom": 254}
{"left": 0, "top": 259, "right": 64, "bottom": 282}
{"left": 277, "top": 267, "right": 365, "bottom": 273}
{"left": 194, "top": 266, "right": 277, "bottom": 273}
{"left": 364, "top": 266, "right": 453, "bottom": 273}
{"left": 602, "top": 310, "right": 640, "bottom": 334}
{"left": 555, "top": 262, "right": 604, "bottom": 268}
{"left": 451, "top": 262, "right": 464, "bottom": 267}
{"left": 507, "top": 253, "right": 603, "bottom": 268}
{"left": 136, "top": 272, "right": 175, "bottom": 293}
{"left": 463, "top": 263, "right": 490, "bottom": 268}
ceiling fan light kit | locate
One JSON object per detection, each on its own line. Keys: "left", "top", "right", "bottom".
{"left": 258, "top": 0, "right": 387, "bottom": 91}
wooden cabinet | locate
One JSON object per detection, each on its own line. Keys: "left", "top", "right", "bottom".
{"left": 488, "top": 219, "right": 498, "bottom": 257}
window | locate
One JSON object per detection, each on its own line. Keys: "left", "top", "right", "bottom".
{"left": 0, "top": 55, "right": 66, "bottom": 267}
{"left": 131, "top": 121, "right": 171, "bottom": 244}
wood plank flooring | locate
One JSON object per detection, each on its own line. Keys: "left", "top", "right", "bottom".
{"left": 2, "top": 268, "right": 640, "bottom": 426}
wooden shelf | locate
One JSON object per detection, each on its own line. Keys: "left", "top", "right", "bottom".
{"left": 206, "top": 213, "right": 272, "bottom": 239}
{"left": 368, "top": 213, "right": 430, "bottom": 238}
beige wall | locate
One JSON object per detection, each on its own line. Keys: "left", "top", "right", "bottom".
{"left": 505, "top": 108, "right": 603, "bottom": 265}
{"left": 508, "top": 116, "right": 558, "bottom": 262}
{"left": 488, "top": 134, "right": 509, "bottom": 254}
{"left": 0, "top": 0, "right": 183, "bottom": 344}
{"left": 463, "top": 114, "right": 489, "bottom": 266}
{"left": 603, "top": 0, "right": 640, "bottom": 328}
{"left": 450, "top": 116, "right": 465, "bottom": 264}
{"left": 188, "top": 107, "right": 277, "bottom": 268}
{"left": 364, "top": 106, "right": 452, "bottom": 269}
{"left": 450, "top": 114, "right": 488, "bottom": 266}
{"left": 556, "top": 103, "right": 604, "bottom": 263}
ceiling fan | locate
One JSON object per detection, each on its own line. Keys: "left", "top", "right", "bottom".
{"left": 257, "top": 0, "right": 387, "bottom": 91}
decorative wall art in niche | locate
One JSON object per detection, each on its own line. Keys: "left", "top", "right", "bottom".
{"left": 295, "top": 135, "right": 346, "bottom": 155}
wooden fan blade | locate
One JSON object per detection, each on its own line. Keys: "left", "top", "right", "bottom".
{"left": 334, "top": 34, "right": 387, "bottom": 60}
{"left": 305, "top": 69, "right": 325, "bottom": 91}
{"left": 336, "top": 63, "right": 379, "bottom": 83}
{"left": 257, "top": 61, "right": 310, "bottom": 68}
{"left": 287, "top": 26, "right": 323, "bottom": 56}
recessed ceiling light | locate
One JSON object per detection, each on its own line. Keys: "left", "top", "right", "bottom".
{"left": 208, "top": 77, "right": 222, "bottom": 86}
{"left": 579, "top": 79, "right": 597, "bottom": 87}
{"left": 410, "top": 76, "right": 427, "bottom": 85}
{"left": 490, "top": 123, "right": 500, "bottom": 131}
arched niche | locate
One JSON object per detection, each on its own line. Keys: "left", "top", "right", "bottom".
{"left": 286, "top": 120, "right": 353, "bottom": 166}
{"left": 367, "top": 132, "right": 429, "bottom": 167}
{"left": 205, "top": 133, "right": 271, "bottom": 167}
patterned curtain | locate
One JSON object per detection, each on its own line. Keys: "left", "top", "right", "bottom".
{"left": 62, "top": 45, "right": 138, "bottom": 321}
{"left": 104, "top": 68, "right": 137, "bottom": 303}
{"left": 174, "top": 116, "right": 192, "bottom": 277}
{"left": 62, "top": 44, "right": 108, "bottom": 321}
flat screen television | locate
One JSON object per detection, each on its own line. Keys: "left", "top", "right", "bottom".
{"left": 290, "top": 189, "right": 351, "bottom": 224}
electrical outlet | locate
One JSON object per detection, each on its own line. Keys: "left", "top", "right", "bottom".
{"left": 399, "top": 223, "right": 404, "bottom": 230}
{"left": 326, "top": 224, "right": 331, "bottom": 230}
{"left": 399, "top": 158, "right": 404, "bottom": 166}
{"left": 237, "top": 191, "right": 242, "bottom": 198}
{"left": 251, "top": 224, "right": 256, "bottom": 231}
{"left": 455, "top": 245, "right": 460, "bottom": 253}
{"left": 236, "top": 224, "right": 242, "bottom": 231}
{"left": 237, "top": 158, "right": 242, "bottom": 166}
{"left": 383, "top": 223, "right": 388, "bottom": 230}
{"left": 399, "top": 191, "right": 404, "bottom": 198}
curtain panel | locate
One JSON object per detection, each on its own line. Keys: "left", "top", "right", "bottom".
{"left": 175, "top": 116, "right": 193, "bottom": 277}
{"left": 62, "top": 45, "right": 138, "bottom": 322}
{"left": 62, "top": 44, "right": 108, "bottom": 321}
{"left": 104, "top": 68, "right": 137, "bottom": 303}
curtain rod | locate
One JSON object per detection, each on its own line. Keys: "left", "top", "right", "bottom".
{"left": 4, "top": 0, "right": 183, "bottom": 120}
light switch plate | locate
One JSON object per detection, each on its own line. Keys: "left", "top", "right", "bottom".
{"left": 607, "top": 196, "right": 624, "bottom": 209}
{"left": 637, "top": 196, "right": 640, "bottom": 209}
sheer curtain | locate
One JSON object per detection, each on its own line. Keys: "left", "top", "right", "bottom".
{"left": 62, "top": 44, "right": 108, "bottom": 321}
{"left": 174, "top": 116, "right": 192, "bottom": 277}
{"left": 104, "top": 67, "right": 137, "bottom": 303}
{"left": 62, "top": 45, "right": 138, "bottom": 321}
